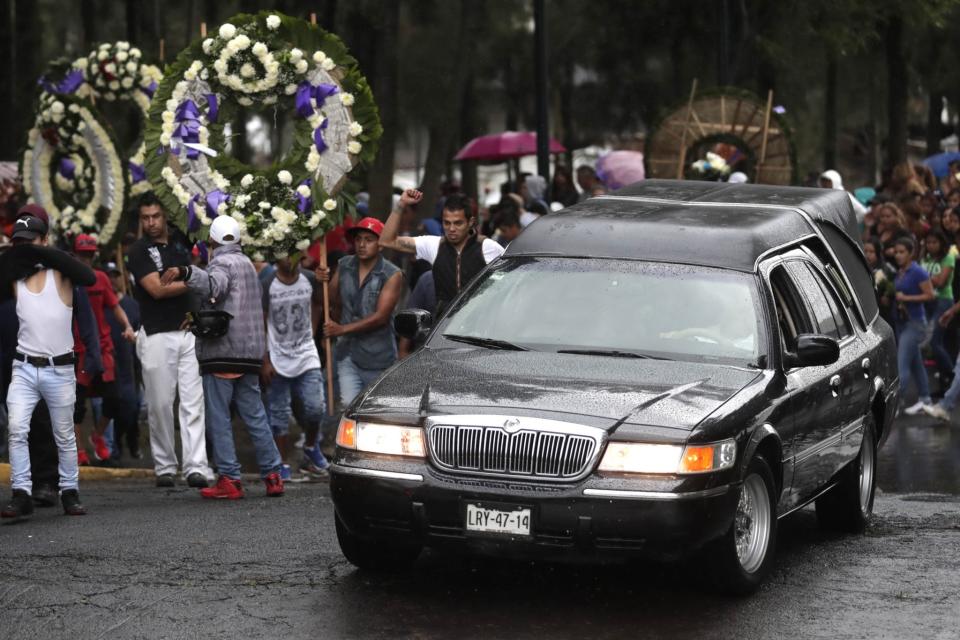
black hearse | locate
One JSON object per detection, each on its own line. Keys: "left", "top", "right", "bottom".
{"left": 330, "top": 180, "right": 898, "bottom": 594}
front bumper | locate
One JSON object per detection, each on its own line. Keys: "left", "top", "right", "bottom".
{"left": 330, "top": 458, "right": 739, "bottom": 560}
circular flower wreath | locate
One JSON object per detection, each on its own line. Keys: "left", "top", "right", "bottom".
{"left": 20, "top": 90, "right": 124, "bottom": 243}
{"left": 18, "top": 44, "right": 163, "bottom": 245}
{"left": 143, "top": 11, "right": 382, "bottom": 261}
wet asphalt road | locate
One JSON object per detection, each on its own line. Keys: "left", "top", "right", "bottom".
{"left": 0, "top": 414, "right": 958, "bottom": 640}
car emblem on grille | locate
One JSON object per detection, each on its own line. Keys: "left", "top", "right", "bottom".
{"left": 503, "top": 418, "right": 521, "bottom": 432}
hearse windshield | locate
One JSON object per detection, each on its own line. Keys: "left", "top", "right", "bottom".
{"left": 438, "top": 257, "right": 765, "bottom": 366}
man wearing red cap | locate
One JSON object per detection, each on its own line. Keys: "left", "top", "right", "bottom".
{"left": 71, "top": 235, "right": 136, "bottom": 463}
{"left": 319, "top": 217, "right": 403, "bottom": 406}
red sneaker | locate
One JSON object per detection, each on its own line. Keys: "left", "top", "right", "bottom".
{"left": 199, "top": 476, "right": 244, "bottom": 500}
{"left": 263, "top": 472, "right": 284, "bottom": 497}
{"left": 90, "top": 433, "right": 111, "bottom": 461}
{"left": 77, "top": 448, "right": 91, "bottom": 466}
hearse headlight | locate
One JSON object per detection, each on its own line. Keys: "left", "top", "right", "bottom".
{"left": 598, "top": 439, "right": 736, "bottom": 474}
{"left": 336, "top": 417, "right": 426, "bottom": 458}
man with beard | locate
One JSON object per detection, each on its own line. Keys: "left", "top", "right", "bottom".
{"left": 380, "top": 191, "right": 504, "bottom": 316}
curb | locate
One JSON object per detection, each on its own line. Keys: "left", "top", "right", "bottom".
{"left": 0, "top": 463, "right": 154, "bottom": 484}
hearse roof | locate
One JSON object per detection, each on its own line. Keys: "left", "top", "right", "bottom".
{"left": 503, "top": 180, "right": 861, "bottom": 272}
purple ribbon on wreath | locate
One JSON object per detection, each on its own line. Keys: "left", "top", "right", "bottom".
{"left": 295, "top": 81, "right": 339, "bottom": 118}
{"left": 58, "top": 158, "right": 76, "bottom": 180}
{"left": 187, "top": 194, "right": 202, "bottom": 232}
{"left": 141, "top": 81, "right": 158, "bottom": 99}
{"left": 205, "top": 189, "right": 230, "bottom": 220}
{"left": 39, "top": 69, "right": 85, "bottom": 95}
{"left": 173, "top": 100, "right": 202, "bottom": 159}
{"left": 194, "top": 241, "right": 208, "bottom": 263}
{"left": 128, "top": 161, "right": 146, "bottom": 183}
{"left": 313, "top": 118, "right": 329, "bottom": 154}
{"left": 296, "top": 178, "right": 313, "bottom": 214}
{"left": 189, "top": 190, "right": 231, "bottom": 232}
{"left": 205, "top": 94, "right": 219, "bottom": 123}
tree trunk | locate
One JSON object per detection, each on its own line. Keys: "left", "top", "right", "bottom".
{"left": 419, "top": 2, "right": 473, "bottom": 219}
{"left": 559, "top": 58, "right": 574, "bottom": 168}
{"left": 927, "top": 90, "right": 944, "bottom": 157}
{"left": 823, "top": 50, "right": 838, "bottom": 169}
{"left": 867, "top": 57, "right": 880, "bottom": 187}
{"left": 885, "top": 14, "right": 907, "bottom": 169}
{"left": 367, "top": 1, "right": 399, "bottom": 219}
{"left": 0, "top": 0, "right": 15, "bottom": 160}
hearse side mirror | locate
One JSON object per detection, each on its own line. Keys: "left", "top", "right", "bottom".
{"left": 395, "top": 309, "right": 433, "bottom": 340}
{"left": 783, "top": 334, "right": 840, "bottom": 369}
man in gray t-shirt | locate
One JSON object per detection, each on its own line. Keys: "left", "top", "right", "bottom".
{"left": 261, "top": 257, "right": 329, "bottom": 479}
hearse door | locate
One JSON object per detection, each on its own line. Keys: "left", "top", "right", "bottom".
{"left": 783, "top": 259, "right": 864, "bottom": 496}
{"left": 768, "top": 263, "right": 835, "bottom": 505}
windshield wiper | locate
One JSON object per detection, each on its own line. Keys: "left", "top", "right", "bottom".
{"left": 556, "top": 348, "right": 668, "bottom": 360}
{"left": 443, "top": 334, "right": 529, "bottom": 351}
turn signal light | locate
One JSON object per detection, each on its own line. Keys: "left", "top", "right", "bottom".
{"left": 336, "top": 417, "right": 357, "bottom": 449}
{"left": 680, "top": 446, "right": 715, "bottom": 473}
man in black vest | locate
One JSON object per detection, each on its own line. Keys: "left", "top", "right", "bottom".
{"left": 380, "top": 191, "right": 504, "bottom": 316}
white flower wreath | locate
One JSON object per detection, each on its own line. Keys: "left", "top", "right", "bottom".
{"left": 21, "top": 94, "right": 124, "bottom": 242}
{"left": 148, "top": 12, "right": 374, "bottom": 259}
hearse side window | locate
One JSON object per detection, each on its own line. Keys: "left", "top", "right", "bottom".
{"left": 769, "top": 265, "right": 812, "bottom": 353}
{"left": 805, "top": 262, "right": 852, "bottom": 339}
{"left": 784, "top": 261, "right": 845, "bottom": 340}
{"left": 805, "top": 227, "right": 877, "bottom": 328}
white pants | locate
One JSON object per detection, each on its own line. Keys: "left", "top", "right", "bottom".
{"left": 136, "top": 329, "right": 210, "bottom": 478}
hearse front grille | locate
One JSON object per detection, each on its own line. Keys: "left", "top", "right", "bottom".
{"left": 429, "top": 424, "right": 599, "bottom": 481}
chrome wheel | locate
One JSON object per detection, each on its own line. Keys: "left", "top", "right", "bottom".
{"left": 858, "top": 427, "right": 875, "bottom": 514}
{"left": 735, "top": 473, "right": 771, "bottom": 574}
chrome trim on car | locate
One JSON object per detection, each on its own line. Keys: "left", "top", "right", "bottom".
{"left": 426, "top": 415, "right": 605, "bottom": 482}
{"left": 331, "top": 465, "right": 424, "bottom": 482}
{"left": 582, "top": 485, "right": 731, "bottom": 500}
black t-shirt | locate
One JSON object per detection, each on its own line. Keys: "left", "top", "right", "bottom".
{"left": 127, "top": 230, "right": 196, "bottom": 335}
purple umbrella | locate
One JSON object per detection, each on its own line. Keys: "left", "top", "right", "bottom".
{"left": 595, "top": 150, "right": 645, "bottom": 190}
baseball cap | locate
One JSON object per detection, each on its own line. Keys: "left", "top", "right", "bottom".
{"left": 209, "top": 215, "right": 240, "bottom": 245}
{"left": 104, "top": 261, "right": 122, "bottom": 274}
{"left": 347, "top": 217, "right": 384, "bottom": 238}
{"left": 74, "top": 234, "right": 98, "bottom": 253}
{"left": 17, "top": 204, "right": 49, "bottom": 226}
{"left": 11, "top": 214, "right": 48, "bottom": 241}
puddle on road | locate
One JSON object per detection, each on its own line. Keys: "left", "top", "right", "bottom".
{"left": 877, "top": 415, "right": 960, "bottom": 494}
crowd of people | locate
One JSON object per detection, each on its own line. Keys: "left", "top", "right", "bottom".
{"left": 856, "top": 159, "right": 960, "bottom": 422}
{"left": 0, "top": 162, "right": 603, "bottom": 520}
{"left": 1, "top": 155, "right": 957, "bottom": 520}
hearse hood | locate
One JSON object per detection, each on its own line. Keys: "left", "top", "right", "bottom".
{"left": 353, "top": 348, "right": 760, "bottom": 432}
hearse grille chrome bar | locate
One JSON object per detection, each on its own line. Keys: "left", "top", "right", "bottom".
{"left": 429, "top": 424, "right": 600, "bottom": 481}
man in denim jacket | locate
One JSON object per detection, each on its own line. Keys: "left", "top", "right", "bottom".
{"left": 161, "top": 216, "right": 283, "bottom": 500}
{"left": 319, "top": 217, "right": 403, "bottom": 406}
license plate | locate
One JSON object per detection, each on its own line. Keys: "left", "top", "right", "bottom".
{"left": 465, "top": 503, "right": 532, "bottom": 536}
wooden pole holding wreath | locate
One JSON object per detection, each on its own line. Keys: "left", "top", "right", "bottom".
{"left": 755, "top": 89, "right": 774, "bottom": 183}
{"left": 308, "top": 11, "right": 336, "bottom": 416}
{"left": 675, "top": 78, "right": 698, "bottom": 180}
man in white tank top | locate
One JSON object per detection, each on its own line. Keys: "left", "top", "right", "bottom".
{"left": 1, "top": 213, "right": 93, "bottom": 519}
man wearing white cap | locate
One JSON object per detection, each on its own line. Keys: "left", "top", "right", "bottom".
{"left": 161, "top": 215, "right": 284, "bottom": 500}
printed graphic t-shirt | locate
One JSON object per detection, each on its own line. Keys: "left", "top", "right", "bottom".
{"left": 127, "top": 233, "right": 195, "bottom": 335}
{"left": 266, "top": 273, "right": 321, "bottom": 378}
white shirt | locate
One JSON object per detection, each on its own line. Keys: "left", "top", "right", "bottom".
{"left": 266, "top": 274, "right": 321, "bottom": 378}
{"left": 414, "top": 235, "right": 504, "bottom": 265}
{"left": 519, "top": 211, "right": 541, "bottom": 228}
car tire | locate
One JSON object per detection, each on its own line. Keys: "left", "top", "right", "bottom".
{"left": 335, "top": 512, "right": 422, "bottom": 571}
{"left": 705, "top": 455, "right": 778, "bottom": 596}
{"left": 815, "top": 415, "right": 876, "bottom": 533}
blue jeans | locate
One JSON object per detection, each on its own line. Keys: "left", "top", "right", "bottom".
{"left": 337, "top": 354, "right": 386, "bottom": 407}
{"left": 268, "top": 368, "right": 326, "bottom": 436}
{"left": 6, "top": 361, "right": 79, "bottom": 492}
{"left": 897, "top": 320, "right": 931, "bottom": 402}
{"left": 203, "top": 374, "right": 282, "bottom": 480}
{"left": 928, "top": 298, "right": 955, "bottom": 375}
